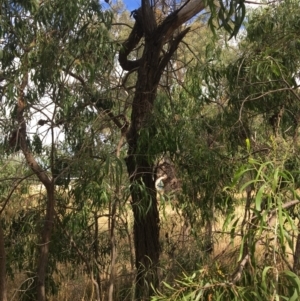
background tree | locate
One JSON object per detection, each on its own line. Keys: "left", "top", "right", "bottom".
{"left": 151, "top": 0, "right": 300, "bottom": 299}
{"left": 0, "top": 0, "right": 115, "bottom": 299}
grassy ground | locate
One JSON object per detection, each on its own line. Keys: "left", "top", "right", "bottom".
{"left": 5, "top": 193, "right": 297, "bottom": 300}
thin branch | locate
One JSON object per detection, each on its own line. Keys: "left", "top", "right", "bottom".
{"left": 111, "top": 22, "right": 133, "bottom": 29}
{"left": 156, "top": 28, "right": 190, "bottom": 80}
{"left": 230, "top": 254, "right": 250, "bottom": 284}
{"left": 118, "top": 9, "right": 143, "bottom": 71}
{"left": 244, "top": 0, "right": 271, "bottom": 4}
{"left": 267, "top": 200, "right": 300, "bottom": 223}
{"left": 0, "top": 173, "right": 35, "bottom": 215}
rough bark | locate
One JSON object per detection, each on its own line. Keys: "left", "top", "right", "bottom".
{"left": 0, "top": 221, "right": 7, "bottom": 301}
{"left": 126, "top": 150, "right": 160, "bottom": 299}
{"left": 17, "top": 70, "right": 55, "bottom": 301}
{"left": 119, "top": 1, "right": 206, "bottom": 299}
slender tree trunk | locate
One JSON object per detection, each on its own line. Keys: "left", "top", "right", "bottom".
{"left": 0, "top": 220, "right": 7, "bottom": 301}
{"left": 36, "top": 186, "right": 56, "bottom": 301}
{"left": 108, "top": 198, "right": 117, "bottom": 301}
{"left": 293, "top": 220, "right": 300, "bottom": 275}
{"left": 17, "top": 67, "right": 55, "bottom": 301}
{"left": 94, "top": 213, "right": 102, "bottom": 301}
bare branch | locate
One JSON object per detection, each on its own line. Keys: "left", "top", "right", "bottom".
{"left": 0, "top": 173, "right": 35, "bottom": 215}
{"left": 156, "top": 27, "right": 190, "bottom": 80}
{"left": 230, "top": 254, "right": 250, "bottom": 284}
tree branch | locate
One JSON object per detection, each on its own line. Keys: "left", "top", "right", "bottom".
{"left": 158, "top": 0, "right": 205, "bottom": 43}
{"left": 156, "top": 27, "right": 190, "bottom": 81}
{"left": 142, "top": 0, "right": 156, "bottom": 35}
{"left": 230, "top": 254, "right": 250, "bottom": 284}
{"left": 17, "top": 71, "right": 51, "bottom": 190}
{"left": 118, "top": 9, "right": 143, "bottom": 71}
{"left": 119, "top": 0, "right": 206, "bottom": 72}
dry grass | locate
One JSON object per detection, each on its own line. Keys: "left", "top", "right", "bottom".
{"left": 5, "top": 193, "right": 298, "bottom": 300}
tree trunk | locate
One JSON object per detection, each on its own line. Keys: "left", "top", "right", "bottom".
{"left": 126, "top": 153, "right": 160, "bottom": 299}
{"left": 108, "top": 199, "right": 117, "bottom": 301}
{"left": 125, "top": 32, "right": 163, "bottom": 299}
{"left": 17, "top": 69, "right": 55, "bottom": 301}
{"left": 119, "top": 1, "right": 206, "bottom": 299}
{"left": 293, "top": 220, "right": 300, "bottom": 275}
{"left": 93, "top": 213, "right": 102, "bottom": 301}
{"left": 0, "top": 221, "right": 7, "bottom": 301}
{"left": 36, "top": 187, "right": 56, "bottom": 301}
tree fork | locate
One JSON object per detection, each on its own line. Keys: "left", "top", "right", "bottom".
{"left": 119, "top": 0, "right": 205, "bottom": 298}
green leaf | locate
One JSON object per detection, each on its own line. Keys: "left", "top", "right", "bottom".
{"left": 255, "top": 184, "right": 266, "bottom": 211}
{"left": 283, "top": 271, "right": 300, "bottom": 296}
{"left": 232, "top": 166, "right": 253, "bottom": 188}
{"left": 162, "top": 281, "right": 175, "bottom": 291}
{"left": 245, "top": 138, "right": 250, "bottom": 152}
{"left": 289, "top": 289, "right": 299, "bottom": 301}
{"left": 261, "top": 266, "right": 272, "bottom": 291}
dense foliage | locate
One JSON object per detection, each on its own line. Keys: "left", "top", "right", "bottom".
{"left": 1, "top": 0, "right": 300, "bottom": 300}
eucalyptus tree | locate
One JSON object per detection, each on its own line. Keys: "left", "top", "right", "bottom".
{"left": 0, "top": 0, "right": 115, "bottom": 300}
{"left": 221, "top": 0, "right": 300, "bottom": 279}
{"left": 118, "top": 0, "right": 246, "bottom": 298}
{"left": 150, "top": 0, "right": 300, "bottom": 299}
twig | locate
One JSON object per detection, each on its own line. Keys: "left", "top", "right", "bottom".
{"left": 230, "top": 254, "right": 250, "bottom": 284}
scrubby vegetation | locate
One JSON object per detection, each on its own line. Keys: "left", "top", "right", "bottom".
{"left": 1, "top": 0, "right": 300, "bottom": 300}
